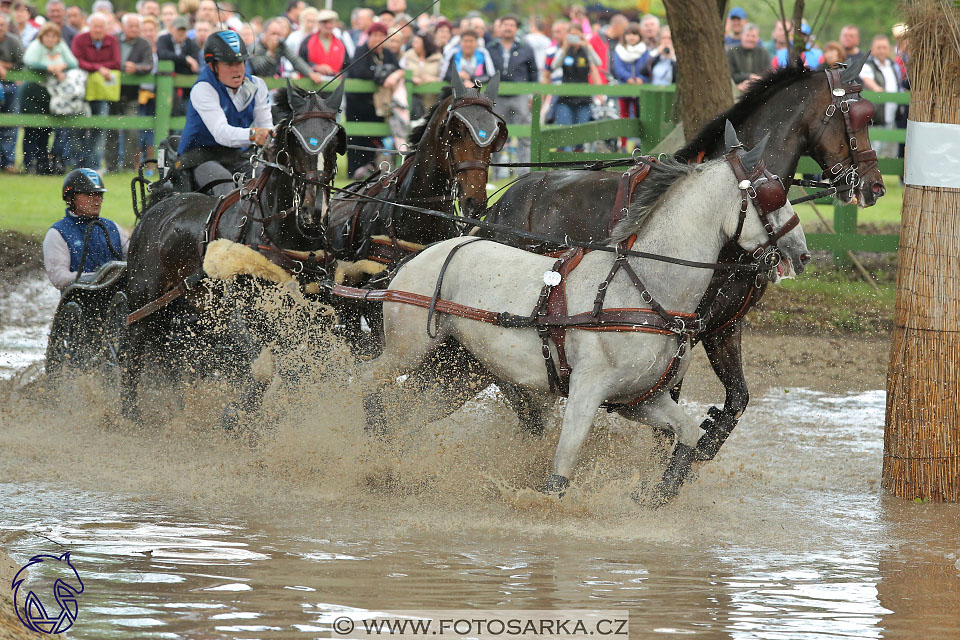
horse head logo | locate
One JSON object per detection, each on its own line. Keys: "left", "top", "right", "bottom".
{"left": 12, "top": 552, "right": 84, "bottom": 634}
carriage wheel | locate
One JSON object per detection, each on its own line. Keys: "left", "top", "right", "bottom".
{"left": 45, "top": 301, "right": 84, "bottom": 377}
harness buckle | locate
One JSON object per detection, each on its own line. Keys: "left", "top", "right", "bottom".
{"left": 825, "top": 103, "right": 837, "bottom": 117}
{"left": 541, "top": 344, "right": 552, "bottom": 360}
{"left": 849, "top": 136, "right": 859, "bottom": 151}
{"left": 640, "top": 290, "right": 653, "bottom": 304}
{"left": 830, "top": 162, "right": 844, "bottom": 175}
{"left": 840, "top": 99, "right": 851, "bottom": 113}
{"left": 293, "top": 260, "right": 304, "bottom": 274}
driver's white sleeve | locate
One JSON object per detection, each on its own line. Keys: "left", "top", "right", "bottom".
{"left": 119, "top": 225, "right": 130, "bottom": 258}
{"left": 190, "top": 82, "right": 253, "bottom": 148}
{"left": 43, "top": 229, "right": 75, "bottom": 291}
{"left": 251, "top": 77, "right": 273, "bottom": 129}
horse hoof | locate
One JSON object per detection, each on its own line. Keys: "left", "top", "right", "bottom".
{"left": 541, "top": 474, "right": 569, "bottom": 498}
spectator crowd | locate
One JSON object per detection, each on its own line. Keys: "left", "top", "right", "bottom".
{"left": 0, "top": 1, "right": 910, "bottom": 179}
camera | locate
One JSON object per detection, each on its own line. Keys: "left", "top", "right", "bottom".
{"left": 662, "top": 46, "right": 671, "bottom": 55}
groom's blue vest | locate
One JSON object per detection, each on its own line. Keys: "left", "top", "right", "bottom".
{"left": 51, "top": 210, "right": 123, "bottom": 273}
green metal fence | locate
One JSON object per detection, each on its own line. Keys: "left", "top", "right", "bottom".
{"left": 0, "top": 60, "right": 907, "bottom": 258}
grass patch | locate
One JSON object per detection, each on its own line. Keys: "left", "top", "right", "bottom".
{"left": 1, "top": 172, "right": 141, "bottom": 236}
{"left": 747, "top": 265, "right": 895, "bottom": 335}
{"left": 791, "top": 177, "right": 903, "bottom": 233}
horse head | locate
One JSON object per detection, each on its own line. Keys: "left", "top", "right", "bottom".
{"left": 725, "top": 121, "right": 810, "bottom": 281}
{"left": 272, "top": 79, "right": 346, "bottom": 229}
{"left": 440, "top": 71, "right": 507, "bottom": 216}
{"left": 12, "top": 551, "right": 85, "bottom": 634}
{"left": 804, "top": 54, "right": 885, "bottom": 207}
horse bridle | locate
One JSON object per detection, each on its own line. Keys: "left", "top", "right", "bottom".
{"left": 440, "top": 96, "right": 507, "bottom": 204}
{"left": 725, "top": 150, "right": 796, "bottom": 275}
{"left": 809, "top": 67, "right": 879, "bottom": 198}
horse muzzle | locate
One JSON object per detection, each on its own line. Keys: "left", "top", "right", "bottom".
{"left": 857, "top": 174, "right": 886, "bottom": 207}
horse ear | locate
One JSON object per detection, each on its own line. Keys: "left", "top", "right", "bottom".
{"left": 741, "top": 133, "right": 769, "bottom": 172}
{"left": 841, "top": 53, "right": 868, "bottom": 84}
{"left": 324, "top": 79, "right": 345, "bottom": 111}
{"left": 449, "top": 65, "right": 466, "bottom": 98}
{"left": 484, "top": 72, "right": 500, "bottom": 103}
{"left": 724, "top": 120, "right": 740, "bottom": 151}
{"left": 286, "top": 79, "right": 307, "bottom": 112}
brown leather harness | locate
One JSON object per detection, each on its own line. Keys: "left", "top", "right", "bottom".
{"left": 333, "top": 151, "right": 792, "bottom": 405}
{"left": 808, "top": 67, "right": 879, "bottom": 196}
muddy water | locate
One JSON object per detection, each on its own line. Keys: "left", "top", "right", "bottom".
{"left": 1, "top": 281, "right": 960, "bottom": 639}
{"left": 0, "top": 276, "right": 58, "bottom": 379}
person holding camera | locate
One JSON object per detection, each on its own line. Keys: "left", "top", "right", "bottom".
{"left": 550, "top": 20, "right": 602, "bottom": 138}
{"left": 639, "top": 25, "right": 676, "bottom": 86}
{"left": 346, "top": 22, "right": 403, "bottom": 179}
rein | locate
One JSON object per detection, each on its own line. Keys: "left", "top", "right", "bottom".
{"left": 324, "top": 180, "right": 760, "bottom": 273}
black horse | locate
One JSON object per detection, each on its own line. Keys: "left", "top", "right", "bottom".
{"left": 479, "top": 60, "right": 885, "bottom": 460}
{"left": 120, "top": 81, "right": 346, "bottom": 428}
{"left": 323, "top": 73, "right": 507, "bottom": 353}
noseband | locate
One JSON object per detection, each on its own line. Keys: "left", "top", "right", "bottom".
{"left": 725, "top": 150, "right": 797, "bottom": 271}
{"left": 809, "top": 67, "right": 880, "bottom": 196}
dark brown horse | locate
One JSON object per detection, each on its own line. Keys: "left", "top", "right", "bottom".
{"left": 120, "top": 82, "right": 346, "bottom": 428}
{"left": 481, "top": 60, "right": 885, "bottom": 460}
{"left": 323, "top": 73, "right": 507, "bottom": 353}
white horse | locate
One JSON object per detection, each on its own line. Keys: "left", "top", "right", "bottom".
{"left": 359, "top": 125, "right": 809, "bottom": 506}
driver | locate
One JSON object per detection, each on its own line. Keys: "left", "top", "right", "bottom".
{"left": 43, "top": 169, "right": 129, "bottom": 291}
{"left": 177, "top": 30, "right": 274, "bottom": 198}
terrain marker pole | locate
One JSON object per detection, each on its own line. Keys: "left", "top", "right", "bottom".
{"left": 883, "top": 0, "right": 960, "bottom": 501}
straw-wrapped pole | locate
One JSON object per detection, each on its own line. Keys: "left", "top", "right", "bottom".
{"left": 883, "top": 0, "right": 960, "bottom": 500}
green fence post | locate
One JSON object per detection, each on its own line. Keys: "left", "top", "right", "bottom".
{"left": 832, "top": 202, "right": 858, "bottom": 266}
{"left": 154, "top": 60, "right": 174, "bottom": 143}
{"left": 530, "top": 93, "right": 542, "bottom": 164}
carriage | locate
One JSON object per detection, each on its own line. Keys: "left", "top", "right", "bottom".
{"left": 44, "top": 260, "right": 128, "bottom": 379}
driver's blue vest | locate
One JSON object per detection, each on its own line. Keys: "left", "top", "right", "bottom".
{"left": 178, "top": 65, "right": 256, "bottom": 155}
{"left": 52, "top": 210, "right": 123, "bottom": 274}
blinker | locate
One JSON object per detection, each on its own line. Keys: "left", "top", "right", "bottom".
{"left": 848, "top": 99, "right": 875, "bottom": 131}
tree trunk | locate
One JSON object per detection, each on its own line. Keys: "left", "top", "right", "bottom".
{"left": 790, "top": 1, "right": 807, "bottom": 64}
{"left": 883, "top": 0, "right": 960, "bottom": 501}
{"left": 663, "top": 0, "right": 734, "bottom": 142}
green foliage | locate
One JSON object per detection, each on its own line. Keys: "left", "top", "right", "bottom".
{"left": 730, "top": 0, "right": 903, "bottom": 43}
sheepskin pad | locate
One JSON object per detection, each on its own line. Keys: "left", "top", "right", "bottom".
{"left": 203, "top": 239, "right": 294, "bottom": 284}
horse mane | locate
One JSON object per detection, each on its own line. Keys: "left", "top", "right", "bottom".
{"left": 407, "top": 87, "right": 453, "bottom": 148}
{"left": 272, "top": 87, "right": 293, "bottom": 122}
{"left": 609, "top": 156, "right": 698, "bottom": 243}
{"left": 677, "top": 64, "right": 817, "bottom": 160}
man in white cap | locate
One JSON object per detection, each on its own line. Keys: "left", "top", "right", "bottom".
{"left": 298, "top": 8, "right": 345, "bottom": 78}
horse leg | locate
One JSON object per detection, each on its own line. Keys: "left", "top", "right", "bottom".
{"left": 221, "top": 346, "right": 273, "bottom": 435}
{"left": 119, "top": 324, "right": 145, "bottom": 426}
{"left": 543, "top": 376, "right": 607, "bottom": 497}
{"left": 695, "top": 323, "right": 749, "bottom": 461}
{"left": 499, "top": 382, "right": 550, "bottom": 437}
{"left": 627, "top": 393, "right": 703, "bottom": 507}
{"left": 359, "top": 328, "right": 437, "bottom": 438}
